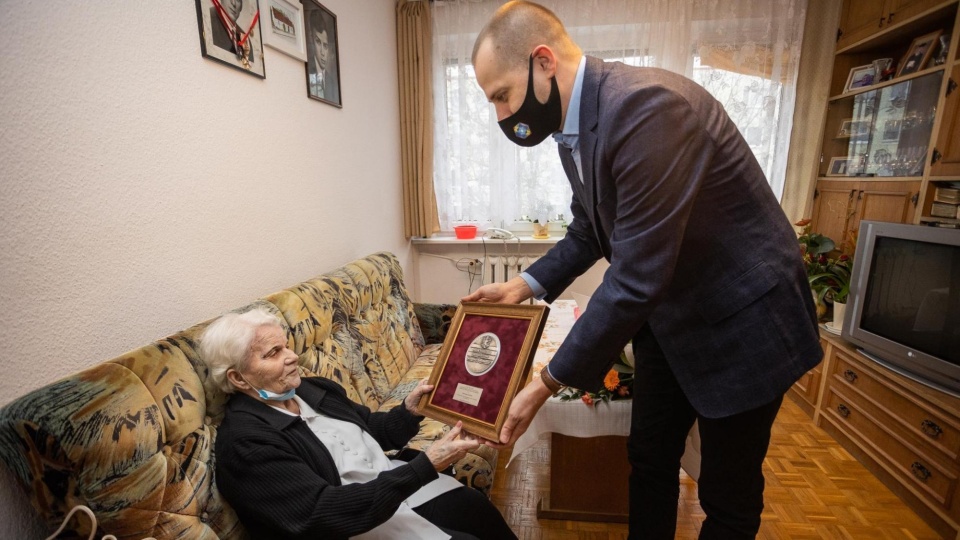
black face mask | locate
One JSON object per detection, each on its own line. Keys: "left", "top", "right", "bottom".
{"left": 498, "top": 55, "right": 563, "bottom": 147}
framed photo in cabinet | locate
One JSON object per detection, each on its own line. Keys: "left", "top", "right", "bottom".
{"left": 882, "top": 119, "right": 902, "bottom": 142}
{"left": 844, "top": 64, "right": 876, "bottom": 92}
{"left": 837, "top": 119, "right": 869, "bottom": 138}
{"left": 897, "top": 30, "right": 942, "bottom": 77}
{"left": 826, "top": 157, "right": 860, "bottom": 177}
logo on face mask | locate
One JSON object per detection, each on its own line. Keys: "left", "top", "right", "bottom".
{"left": 497, "top": 54, "right": 563, "bottom": 147}
{"left": 513, "top": 123, "right": 532, "bottom": 139}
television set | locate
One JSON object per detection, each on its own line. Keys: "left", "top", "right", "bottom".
{"left": 842, "top": 221, "right": 960, "bottom": 397}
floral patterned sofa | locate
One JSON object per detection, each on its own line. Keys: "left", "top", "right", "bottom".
{"left": 0, "top": 252, "right": 498, "bottom": 539}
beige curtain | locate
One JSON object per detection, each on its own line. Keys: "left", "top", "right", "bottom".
{"left": 780, "top": 0, "right": 842, "bottom": 224}
{"left": 397, "top": 0, "right": 439, "bottom": 238}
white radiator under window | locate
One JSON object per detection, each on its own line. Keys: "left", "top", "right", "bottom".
{"left": 481, "top": 255, "right": 540, "bottom": 285}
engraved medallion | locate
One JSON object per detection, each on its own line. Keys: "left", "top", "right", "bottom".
{"left": 464, "top": 332, "right": 500, "bottom": 376}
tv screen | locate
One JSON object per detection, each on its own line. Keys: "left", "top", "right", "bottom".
{"left": 859, "top": 236, "right": 960, "bottom": 365}
{"left": 844, "top": 221, "right": 960, "bottom": 396}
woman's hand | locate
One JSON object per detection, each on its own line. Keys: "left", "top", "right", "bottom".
{"left": 404, "top": 378, "right": 434, "bottom": 415}
{"left": 425, "top": 421, "right": 480, "bottom": 472}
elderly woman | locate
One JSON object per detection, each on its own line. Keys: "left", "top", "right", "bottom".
{"left": 201, "top": 308, "right": 516, "bottom": 540}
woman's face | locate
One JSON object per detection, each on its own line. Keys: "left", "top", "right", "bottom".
{"left": 238, "top": 324, "right": 301, "bottom": 396}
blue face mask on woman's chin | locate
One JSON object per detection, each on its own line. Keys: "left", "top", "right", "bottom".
{"left": 240, "top": 374, "right": 296, "bottom": 401}
{"left": 498, "top": 54, "right": 563, "bottom": 147}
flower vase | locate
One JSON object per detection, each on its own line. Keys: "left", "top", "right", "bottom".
{"left": 532, "top": 222, "right": 549, "bottom": 239}
{"left": 812, "top": 290, "right": 827, "bottom": 320}
{"left": 832, "top": 301, "right": 846, "bottom": 332}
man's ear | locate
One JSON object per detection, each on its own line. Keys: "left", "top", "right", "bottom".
{"left": 531, "top": 45, "right": 558, "bottom": 77}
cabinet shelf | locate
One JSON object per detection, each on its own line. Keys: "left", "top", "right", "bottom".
{"left": 828, "top": 65, "right": 946, "bottom": 102}
{"left": 817, "top": 175, "right": 925, "bottom": 182}
{"left": 919, "top": 216, "right": 960, "bottom": 224}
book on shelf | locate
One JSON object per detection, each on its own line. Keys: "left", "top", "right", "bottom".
{"left": 930, "top": 201, "right": 959, "bottom": 218}
{"left": 934, "top": 186, "right": 960, "bottom": 204}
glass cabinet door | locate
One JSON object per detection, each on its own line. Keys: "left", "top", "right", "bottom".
{"left": 820, "top": 72, "right": 943, "bottom": 178}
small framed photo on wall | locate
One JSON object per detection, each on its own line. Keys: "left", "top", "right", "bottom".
{"left": 195, "top": 0, "right": 266, "bottom": 78}
{"left": 897, "top": 30, "right": 943, "bottom": 77}
{"left": 262, "top": 0, "right": 307, "bottom": 61}
{"left": 303, "top": 0, "right": 342, "bottom": 107}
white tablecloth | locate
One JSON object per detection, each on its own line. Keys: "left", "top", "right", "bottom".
{"left": 508, "top": 300, "right": 701, "bottom": 481}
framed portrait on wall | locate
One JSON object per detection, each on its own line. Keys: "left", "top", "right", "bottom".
{"left": 262, "top": 0, "right": 307, "bottom": 61}
{"left": 195, "top": 0, "right": 266, "bottom": 78}
{"left": 303, "top": 0, "right": 342, "bottom": 107}
{"left": 418, "top": 303, "right": 548, "bottom": 441}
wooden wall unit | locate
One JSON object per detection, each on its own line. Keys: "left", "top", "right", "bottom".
{"left": 811, "top": 0, "right": 960, "bottom": 240}
{"left": 788, "top": 333, "right": 960, "bottom": 538}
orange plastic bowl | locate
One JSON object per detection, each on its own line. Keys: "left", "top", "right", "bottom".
{"left": 454, "top": 225, "right": 477, "bottom": 239}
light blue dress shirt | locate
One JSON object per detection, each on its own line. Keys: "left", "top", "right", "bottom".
{"left": 520, "top": 56, "right": 587, "bottom": 302}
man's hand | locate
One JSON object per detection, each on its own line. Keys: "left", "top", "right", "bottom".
{"left": 462, "top": 276, "right": 533, "bottom": 304}
{"left": 404, "top": 378, "right": 433, "bottom": 415}
{"left": 485, "top": 375, "right": 554, "bottom": 448}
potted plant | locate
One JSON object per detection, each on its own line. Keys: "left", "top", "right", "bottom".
{"left": 796, "top": 220, "right": 854, "bottom": 329}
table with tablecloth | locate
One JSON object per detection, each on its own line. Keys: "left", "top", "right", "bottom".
{"left": 509, "top": 300, "right": 701, "bottom": 522}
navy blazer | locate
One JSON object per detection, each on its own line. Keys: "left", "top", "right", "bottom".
{"left": 526, "top": 56, "right": 822, "bottom": 418}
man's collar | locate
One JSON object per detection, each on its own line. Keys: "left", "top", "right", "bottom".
{"left": 553, "top": 55, "right": 586, "bottom": 146}
{"left": 562, "top": 56, "right": 586, "bottom": 136}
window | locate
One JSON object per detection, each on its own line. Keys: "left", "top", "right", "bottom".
{"left": 432, "top": 0, "right": 807, "bottom": 231}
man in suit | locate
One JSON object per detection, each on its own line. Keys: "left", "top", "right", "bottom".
{"left": 464, "top": 2, "right": 822, "bottom": 538}
{"left": 209, "top": 0, "right": 253, "bottom": 64}
{"left": 307, "top": 9, "right": 340, "bottom": 104}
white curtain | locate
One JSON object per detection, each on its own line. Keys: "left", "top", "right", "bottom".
{"left": 432, "top": 0, "right": 808, "bottom": 231}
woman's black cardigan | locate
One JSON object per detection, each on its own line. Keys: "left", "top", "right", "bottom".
{"left": 215, "top": 377, "right": 439, "bottom": 540}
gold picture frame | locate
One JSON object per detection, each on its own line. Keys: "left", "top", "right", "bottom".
{"left": 418, "top": 302, "right": 549, "bottom": 441}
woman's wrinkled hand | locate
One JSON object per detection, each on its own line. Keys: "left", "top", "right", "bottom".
{"left": 404, "top": 378, "right": 434, "bottom": 415}
{"left": 425, "top": 421, "right": 480, "bottom": 472}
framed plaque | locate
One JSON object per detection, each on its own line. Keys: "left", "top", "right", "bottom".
{"left": 418, "top": 302, "right": 549, "bottom": 441}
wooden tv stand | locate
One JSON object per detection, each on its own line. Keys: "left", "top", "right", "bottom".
{"left": 788, "top": 331, "right": 960, "bottom": 538}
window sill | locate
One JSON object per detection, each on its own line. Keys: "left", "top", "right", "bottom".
{"left": 411, "top": 235, "right": 561, "bottom": 245}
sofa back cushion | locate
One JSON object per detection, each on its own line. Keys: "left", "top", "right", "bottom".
{"left": 0, "top": 333, "right": 242, "bottom": 539}
{"left": 265, "top": 252, "right": 424, "bottom": 410}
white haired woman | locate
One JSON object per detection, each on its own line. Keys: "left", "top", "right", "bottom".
{"left": 200, "top": 308, "right": 516, "bottom": 540}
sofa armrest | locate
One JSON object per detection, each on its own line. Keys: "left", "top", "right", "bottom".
{"left": 413, "top": 303, "right": 457, "bottom": 345}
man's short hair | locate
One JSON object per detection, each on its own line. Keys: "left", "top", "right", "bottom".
{"left": 471, "top": 1, "right": 579, "bottom": 70}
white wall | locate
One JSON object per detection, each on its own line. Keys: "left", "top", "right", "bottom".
{"left": 0, "top": 1, "right": 406, "bottom": 536}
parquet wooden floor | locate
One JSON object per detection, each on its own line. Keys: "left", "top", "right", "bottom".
{"left": 490, "top": 397, "right": 944, "bottom": 539}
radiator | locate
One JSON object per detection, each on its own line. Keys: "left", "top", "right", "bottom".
{"left": 481, "top": 255, "right": 540, "bottom": 285}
